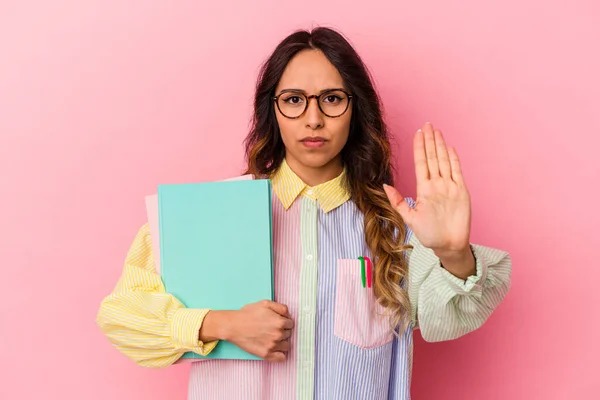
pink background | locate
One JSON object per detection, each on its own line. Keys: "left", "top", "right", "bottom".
{"left": 1, "top": 0, "right": 598, "bottom": 399}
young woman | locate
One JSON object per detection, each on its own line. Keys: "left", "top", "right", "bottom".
{"left": 97, "top": 27, "right": 511, "bottom": 400}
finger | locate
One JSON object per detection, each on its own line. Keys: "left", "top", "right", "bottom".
{"left": 423, "top": 123, "right": 439, "bottom": 178}
{"left": 281, "top": 317, "right": 294, "bottom": 330}
{"left": 413, "top": 129, "right": 429, "bottom": 181}
{"left": 280, "top": 329, "right": 292, "bottom": 341}
{"left": 383, "top": 184, "right": 412, "bottom": 223}
{"left": 448, "top": 147, "right": 464, "bottom": 185}
{"left": 434, "top": 129, "right": 452, "bottom": 179}
{"left": 265, "top": 351, "right": 286, "bottom": 362}
{"left": 273, "top": 340, "right": 291, "bottom": 352}
{"left": 263, "top": 301, "right": 290, "bottom": 317}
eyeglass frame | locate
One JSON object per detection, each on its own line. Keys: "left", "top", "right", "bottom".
{"left": 272, "top": 88, "right": 354, "bottom": 119}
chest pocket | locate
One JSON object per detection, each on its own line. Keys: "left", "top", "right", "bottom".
{"left": 333, "top": 259, "right": 394, "bottom": 349}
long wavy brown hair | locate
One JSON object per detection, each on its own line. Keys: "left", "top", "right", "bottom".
{"left": 243, "top": 27, "right": 413, "bottom": 333}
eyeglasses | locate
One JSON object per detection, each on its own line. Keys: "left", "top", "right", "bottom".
{"left": 273, "top": 89, "right": 353, "bottom": 119}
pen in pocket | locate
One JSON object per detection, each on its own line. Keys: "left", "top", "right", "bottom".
{"left": 358, "top": 256, "right": 372, "bottom": 288}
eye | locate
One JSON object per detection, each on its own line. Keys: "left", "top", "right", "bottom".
{"left": 283, "top": 95, "right": 305, "bottom": 105}
{"left": 323, "top": 95, "right": 343, "bottom": 104}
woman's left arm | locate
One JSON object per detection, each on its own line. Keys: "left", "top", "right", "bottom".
{"left": 405, "top": 232, "right": 511, "bottom": 341}
{"left": 384, "top": 122, "right": 512, "bottom": 342}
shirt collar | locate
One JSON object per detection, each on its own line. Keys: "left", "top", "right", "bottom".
{"left": 270, "top": 158, "right": 351, "bottom": 213}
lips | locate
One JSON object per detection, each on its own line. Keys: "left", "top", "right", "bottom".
{"left": 300, "top": 137, "right": 327, "bottom": 148}
{"left": 301, "top": 137, "right": 326, "bottom": 142}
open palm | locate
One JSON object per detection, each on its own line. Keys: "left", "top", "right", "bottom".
{"left": 384, "top": 123, "right": 471, "bottom": 255}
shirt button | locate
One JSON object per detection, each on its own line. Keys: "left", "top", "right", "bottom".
{"left": 304, "top": 307, "right": 311, "bottom": 314}
{"left": 307, "top": 189, "right": 313, "bottom": 195}
{"left": 306, "top": 254, "right": 313, "bottom": 261}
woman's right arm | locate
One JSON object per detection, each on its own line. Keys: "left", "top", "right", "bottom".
{"left": 96, "top": 223, "right": 218, "bottom": 368}
{"left": 96, "top": 223, "right": 294, "bottom": 368}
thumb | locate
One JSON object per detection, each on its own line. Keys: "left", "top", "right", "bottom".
{"left": 383, "top": 184, "right": 412, "bottom": 222}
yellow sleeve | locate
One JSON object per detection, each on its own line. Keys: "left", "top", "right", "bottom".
{"left": 96, "top": 223, "right": 219, "bottom": 368}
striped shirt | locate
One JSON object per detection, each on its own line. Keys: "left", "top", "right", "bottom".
{"left": 97, "top": 159, "right": 512, "bottom": 399}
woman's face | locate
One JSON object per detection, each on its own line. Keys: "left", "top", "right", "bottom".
{"left": 274, "top": 49, "right": 352, "bottom": 174}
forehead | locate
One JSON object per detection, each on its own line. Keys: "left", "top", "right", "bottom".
{"left": 276, "top": 49, "right": 345, "bottom": 92}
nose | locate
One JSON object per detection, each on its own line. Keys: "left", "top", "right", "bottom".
{"left": 305, "top": 97, "right": 324, "bottom": 130}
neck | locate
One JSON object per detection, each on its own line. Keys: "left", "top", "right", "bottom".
{"left": 285, "top": 155, "right": 343, "bottom": 187}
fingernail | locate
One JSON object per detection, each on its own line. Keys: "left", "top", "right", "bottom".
{"left": 417, "top": 129, "right": 422, "bottom": 133}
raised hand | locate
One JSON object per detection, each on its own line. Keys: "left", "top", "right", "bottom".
{"left": 384, "top": 122, "right": 475, "bottom": 278}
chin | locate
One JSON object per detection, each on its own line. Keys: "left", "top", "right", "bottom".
{"left": 297, "top": 153, "right": 338, "bottom": 169}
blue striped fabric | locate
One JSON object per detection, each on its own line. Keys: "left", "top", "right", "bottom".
{"left": 313, "top": 198, "right": 414, "bottom": 400}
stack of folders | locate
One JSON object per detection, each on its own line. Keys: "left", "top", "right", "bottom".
{"left": 145, "top": 175, "right": 274, "bottom": 361}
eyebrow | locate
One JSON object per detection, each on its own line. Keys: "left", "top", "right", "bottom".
{"left": 276, "top": 87, "right": 346, "bottom": 96}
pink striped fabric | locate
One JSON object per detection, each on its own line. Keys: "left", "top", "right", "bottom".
{"left": 333, "top": 259, "right": 394, "bottom": 349}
